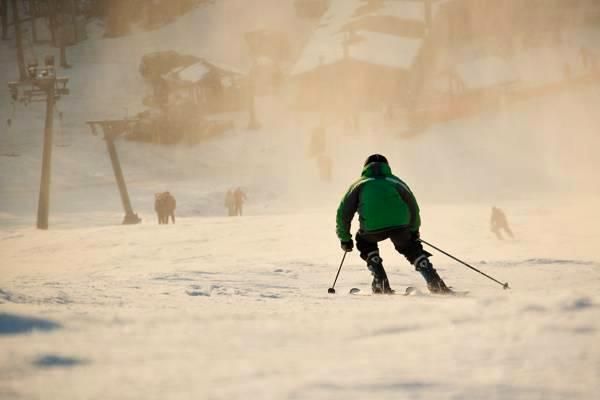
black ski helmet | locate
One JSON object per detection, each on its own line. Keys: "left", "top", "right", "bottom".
{"left": 364, "top": 154, "right": 388, "bottom": 166}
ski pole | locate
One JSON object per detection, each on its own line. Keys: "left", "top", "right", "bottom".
{"left": 328, "top": 251, "right": 348, "bottom": 294}
{"left": 419, "top": 239, "right": 510, "bottom": 290}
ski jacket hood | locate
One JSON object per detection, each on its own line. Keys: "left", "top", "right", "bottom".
{"left": 336, "top": 162, "right": 421, "bottom": 241}
{"left": 362, "top": 161, "right": 393, "bottom": 178}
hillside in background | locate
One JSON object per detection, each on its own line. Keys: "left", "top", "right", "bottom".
{"left": 1, "top": 1, "right": 600, "bottom": 225}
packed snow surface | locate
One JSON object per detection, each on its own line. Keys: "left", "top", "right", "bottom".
{"left": 1, "top": 196, "right": 600, "bottom": 400}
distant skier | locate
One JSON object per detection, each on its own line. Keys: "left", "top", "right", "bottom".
{"left": 490, "top": 206, "right": 514, "bottom": 240}
{"left": 154, "top": 191, "right": 176, "bottom": 224}
{"left": 317, "top": 153, "right": 332, "bottom": 182}
{"left": 307, "top": 125, "right": 326, "bottom": 159}
{"left": 224, "top": 189, "right": 235, "bottom": 216}
{"left": 233, "top": 187, "right": 247, "bottom": 216}
{"left": 336, "top": 154, "right": 452, "bottom": 294}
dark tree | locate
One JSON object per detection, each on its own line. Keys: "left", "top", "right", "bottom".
{"left": 10, "top": 0, "right": 26, "bottom": 80}
{"left": 1, "top": 0, "right": 8, "bottom": 40}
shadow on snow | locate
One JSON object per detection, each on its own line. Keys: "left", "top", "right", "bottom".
{"left": 0, "top": 312, "right": 62, "bottom": 335}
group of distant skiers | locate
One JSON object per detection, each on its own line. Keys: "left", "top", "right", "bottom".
{"left": 154, "top": 188, "right": 248, "bottom": 223}
{"left": 224, "top": 187, "right": 247, "bottom": 216}
{"left": 154, "top": 191, "right": 176, "bottom": 224}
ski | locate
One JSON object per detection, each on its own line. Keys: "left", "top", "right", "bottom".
{"left": 349, "top": 286, "right": 419, "bottom": 296}
{"left": 349, "top": 287, "right": 469, "bottom": 296}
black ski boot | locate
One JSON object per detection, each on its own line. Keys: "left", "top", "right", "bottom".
{"left": 414, "top": 255, "right": 453, "bottom": 294}
{"left": 372, "top": 276, "right": 395, "bottom": 294}
{"left": 367, "top": 252, "right": 395, "bottom": 294}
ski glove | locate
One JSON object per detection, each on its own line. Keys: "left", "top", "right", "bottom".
{"left": 341, "top": 240, "right": 354, "bottom": 252}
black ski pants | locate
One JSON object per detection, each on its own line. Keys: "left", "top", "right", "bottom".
{"left": 355, "top": 228, "right": 425, "bottom": 265}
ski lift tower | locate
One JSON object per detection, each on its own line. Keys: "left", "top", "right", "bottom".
{"left": 85, "top": 118, "right": 142, "bottom": 225}
{"left": 8, "top": 56, "right": 69, "bottom": 230}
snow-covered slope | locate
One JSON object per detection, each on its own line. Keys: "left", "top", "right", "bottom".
{"left": 1, "top": 195, "right": 600, "bottom": 400}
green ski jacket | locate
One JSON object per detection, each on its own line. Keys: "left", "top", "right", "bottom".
{"left": 336, "top": 162, "right": 421, "bottom": 241}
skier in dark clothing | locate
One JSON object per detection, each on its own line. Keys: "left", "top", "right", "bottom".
{"left": 155, "top": 191, "right": 176, "bottom": 224}
{"left": 224, "top": 189, "right": 235, "bottom": 216}
{"left": 336, "top": 154, "right": 452, "bottom": 294}
{"left": 233, "top": 187, "right": 247, "bottom": 216}
{"left": 490, "top": 206, "right": 514, "bottom": 240}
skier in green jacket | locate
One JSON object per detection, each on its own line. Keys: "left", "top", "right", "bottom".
{"left": 336, "top": 154, "right": 452, "bottom": 294}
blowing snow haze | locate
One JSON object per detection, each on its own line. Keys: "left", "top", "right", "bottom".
{"left": 1, "top": 1, "right": 600, "bottom": 399}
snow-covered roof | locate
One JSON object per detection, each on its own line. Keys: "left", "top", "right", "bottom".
{"left": 163, "top": 59, "right": 246, "bottom": 84}
{"left": 175, "top": 63, "right": 211, "bottom": 82}
{"left": 349, "top": 31, "right": 422, "bottom": 69}
{"left": 291, "top": 0, "right": 447, "bottom": 76}
{"left": 291, "top": 30, "right": 421, "bottom": 75}
{"left": 356, "top": 0, "right": 452, "bottom": 22}
{"left": 361, "top": 1, "right": 425, "bottom": 22}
